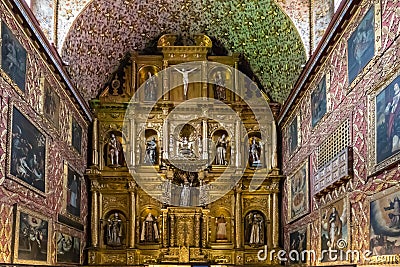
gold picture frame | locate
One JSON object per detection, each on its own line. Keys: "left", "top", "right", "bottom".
{"left": 62, "top": 161, "right": 82, "bottom": 222}
{"left": 286, "top": 111, "right": 301, "bottom": 158}
{"left": 318, "top": 195, "right": 351, "bottom": 265}
{"left": 288, "top": 224, "right": 311, "bottom": 265}
{"left": 56, "top": 231, "right": 81, "bottom": 264}
{"left": 13, "top": 204, "right": 52, "bottom": 265}
{"left": 287, "top": 159, "right": 310, "bottom": 222}
{"left": 40, "top": 76, "right": 60, "bottom": 129}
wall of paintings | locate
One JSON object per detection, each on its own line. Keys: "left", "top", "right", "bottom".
{"left": 281, "top": 0, "right": 400, "bottom": 266}
{"left": 0, "top": 0, "right": 89, "bottom": 265}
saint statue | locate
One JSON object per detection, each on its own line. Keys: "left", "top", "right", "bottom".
{"left": 249, "top": 138, "right": 261, "bottom": 167}
{"left": 216, "top": 215, "right": 227, "bottom": 240}
{"left": 144, "top": 137, "right": 157, "bottom": 164}
{"left": 106, "top": 213, "right": 123, "bottom": 246}
{"left": 214, "top": 71, "right": 226, "bottom": 100}
{"left": 144, "top": 72, "right": 157, "bottom": 101}
{"left": 140, "top": 213, "right": 159, "bottom": 242}
{"left": 247, "top": 212, "right": 264, "bottom": 246}
{"left": 215, "top": 134, "right": 228, "bottom": 165}
{"left": 180, "top": 179, "right": 191, "bottom": 206}
{"left": 108, "top": 133, "right": 122, "bottom": 166}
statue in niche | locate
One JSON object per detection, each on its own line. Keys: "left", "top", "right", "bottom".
{"left": 140, "top": 213, "right": 159, "bottom": 243}
{"left": 246, "top": 211, "right": 265, "bottom": 246}
{"left": 216, "top": 214, "right": 228, "bottom": 241}
{"left": 180, "top": 177, "right": 191, "bottom": 206}
{"left": 108, "top": 133, "right": 122, "bottom": 167}
{"left": 197, "top": 135, "right": 203, "bottom": 158}
{"left": 144, "top": 72, "right": 157, "bottom": 101}
{"left": 249, "top": 137, "right": 261, "bottom": 167}
{"left": 106, "top": 212, "right": 123, "bottom": 246}
{"left": 144, "top": 137, "right": 157, "bottom": 164}
{"left": 178, "top": 136, "right": 195, "bottom": 158}
{"left": 215, "top": 134, "right": 228, "bottom": 165}
{"left": 214, "top": 71, "right": 226, "bottom": 100}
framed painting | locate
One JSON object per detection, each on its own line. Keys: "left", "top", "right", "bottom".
{"left": 0, "top": 21, "right": 27, "bottom": 92}
{"left": 369, "top": 71, "right": 400, "bottom": 174}
{"left": 311, "top": 75, "right": 327, "bottom": 127}
{"left": 66, "top": 164, "right": 81, "bottom": 218}
{"left": 42, "top": 77, "right": 60, "bottom": 128}
{"left": 71, "top": 117, "right": 82, "bottom": 154}
{"left": 9, "top": 106, "right": 46, "bottom": 193}
{"left": 289, "top": 224, "right": 310, "bottom": 264}
{"left": 319, "top": 196, "right": 350, "bottom": 265}
{"left": 287, "top": 159, "right": 309, "bottom": 222}
{"left": 288, "top": 113, "right": 301, "bottom": 156}
{"left": 138, "top": 65, "right": 160, "bottom": 102}
{"left": 56, "top": 232, "right": 81, "bottom": 264}
{"left": 369, "top": 185, "right": 400, "bottom": 261}
{"left": 13, "top": 205, "right": 52, "bottom": 264}
{"left": 347, "top": 6, "right": 375, "bottom": 84}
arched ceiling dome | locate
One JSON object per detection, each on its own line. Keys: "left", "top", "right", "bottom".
{"left": 61, "top": 0, "right": 306, "bottom": 104}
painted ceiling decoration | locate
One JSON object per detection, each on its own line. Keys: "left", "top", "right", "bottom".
{"left": 61, "top": 0, "right": 307, "bottom": 104}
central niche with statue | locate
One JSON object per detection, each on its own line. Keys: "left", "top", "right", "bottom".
{"left": 86, "top": 34, "right": 282, "bottom": 265}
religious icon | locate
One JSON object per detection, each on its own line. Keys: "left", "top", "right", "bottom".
{"left": 66, "top": 167, "right": 81, "bottom": 217}
{"left": 10, "top": 107, "right": 46, "bottom": 192}
{"left": 144, "top": 72, "right": 157, "bottom": 101}
{"left": 215, "top": 134, "right": 228, "bottom": 165}
{"left": 174, "top": 67, "right": 197, "bottom": 98}
{"left": 106, "top": 212, "right": 124, "bottom": 247}
{"left": 56, "top": 232, "right": 80, "bottom": 264}
{"left": 108, "top": 132, "right": 123, "bottom": 167}
{"left": 288, "top": 160, "right": 309, "bottom": 222}
{"left": 140, "top": 213, "right": 159, "bottom": 243}
{"left": 289, "top": 226, "right": 308, "bottom": 264}
{"left": 288, "top": 115, "right": 299, "bottom": 155}
{"left": 311, "top": 75, "right": 327, "bottom": 127}
{"left": 213, "top": 70, "right": 226, "bottom": 100}
{"left": 43, "top": 78, "right": 60, "bottom": 128}
{"left": 144, "top": 137, "right": 157, "bottom": 165}
{"left": 71, "top": 118, "right": 82, "bottom": 154}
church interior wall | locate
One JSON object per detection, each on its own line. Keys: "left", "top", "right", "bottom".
{"left": 281, "top": 0, "right": 400, "bottom": 265}
{"left": 0, "top": 0, "right": 90, "bottom": 264}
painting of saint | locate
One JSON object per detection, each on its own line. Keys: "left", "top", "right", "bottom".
{"left": 376, "top": 75, "right": 400, "bottom": 163}
{"left": 347, "top": 6, "right": 375, "bottom": 84}
{"left": 10, "top": 107, "right": 46, "bottom": 192}
{"left": 43, "top": 79, "right": 60, "bottom": 128}
{"left": 1, "top": 22, "right": 27, "bottom": 91}
{"left": 370, "top": 188, "right": 400, "bottom": 256}
{"left": 311, "top": 76, "right": 327, "bottom": 127}
{"left": 288, "top": 116, "right": 299, "bottom": 155}
{"left": 320, "top": 198, "right": 349, "bottom": 263}
{"left": 289, "top": 226, "right": 308, "bottom": 263}
{"left": 56, "top": 232, "right": 80, "bottom": 264}
{"left": 67, "top": 167, "right": 81, "bottom": 217}
{"left": 71, "top": 118, "right": 82, "bottom": 154}
{"left": 288, "top": 161, "right": 309, "bottom": 222}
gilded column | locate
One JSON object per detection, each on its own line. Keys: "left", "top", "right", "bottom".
{"left": 170, "top": 214, "right": 175, "bottom": 247}
{"left": 272, "top": 121, "right": 278, "bottom": 169}
{"left": 201, "top": 210, "right": 209, "bottom": 248}
{"left": 272, "top": 190, "right": 279, "bottom": 248}
{"left": 91, "top": 181, "right": 99, "bottom": 247}
{"left": 163, "top": 60, "right": 169, "bottom": 101}
{"left": 234, "top": 61, "right": 239, "bottom": 102}
{"left": 235, "top": 184, "right": 242, "bottom": 248}
{"left": 92, "top": 118, "right": 98, "bottom": 166}
{"left": 162, "top": 209, "right": 168, "bottom": 247}
{"left": 202, "top": 119, "right": 208, "bottom": 161}
{"left": 195, "top": 213, "right": 201, "bottom": 247}
{"left": 128, "top": 182, "right": 136, "bottom": 248}
{"left": 130, "top": 118, "right": 136, "bottom": 167}
{"left": 201, "top": 61, "right": 208, "bottom": 97}
{"left": 235, "top": 114, "right": 242, "bottom": 167}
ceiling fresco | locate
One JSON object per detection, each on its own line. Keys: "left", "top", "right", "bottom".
{"left": 61, "top": 0, "right": 307, "bottom": 104}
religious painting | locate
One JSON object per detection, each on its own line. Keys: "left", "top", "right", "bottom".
{"left": 56, "top": 232, "right": 80, "bottom": 264}
{"left": 71, "top": 117, "right": 82, "bottom": 154}
{"left": 244, "top": 210, "right": 266, "bottom": 247}
{"left": 311, "top": 75, "right": 327, "bottom": 127}
{"left": 288, "top": 114, "right": 300, "bottom": 156}
{"left": 13, "top": 205, "right": 51, "bottom": 264}
{"left": 138, "top": 65, "right": 160, "bottom": 102}
{"left": 347, "top": 6, "right": 375, "bottom": 84}
{"left": 375, "top": 75, "right": 400, "bottom": 164}
{"left": 66, "top": 166, "right": 81, "bottom": 217}
{"left": 10, "top": 107, "right": 46, "bottom": 193}
{"left": 0, "top": 21, "right": 27, "bottom": 91}
{"left": 287, "top": 160, "right": 309, "bottom": 222}
{"left": 42, "top": 78, "right": 60, "bottom": 128}
{"left": 289, "top": 225, "right": 308, "bottom": 264}
{"left": 209, "top": 67, "right": 232, "bottom": 101}
{"left": 369, "top": 186, "right": 400, "bottom": 258}
{"left": 320, "top": 197, "right": 349, "bottom": 264}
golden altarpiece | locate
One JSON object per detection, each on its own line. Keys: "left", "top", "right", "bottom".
{"left": 86, "top": 35, "right": 283, "bottom": 266}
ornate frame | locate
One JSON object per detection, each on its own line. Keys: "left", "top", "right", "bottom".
{"left": 311, "top": 71, "right": 331, "bottom": 129}
{"left": 55, "top": 231, "right": 81, "bottom": 264}
{"left": 287, "top": 159, "right": 310, "bottom": 223}
{"left": 367, "top": 184, "right": 400, "bottom": 265}
{"left": 7, "top": 103, "right": 47, "bottom": 196}
{"left": 286, "top": 110, "right": 301, "bottom": 158}
{"left": 40, "top": 76, "right": 60, "bottom": 130}
{"left": 318, "top": 195, "right": 351, "bottom": 266}
{"left": 368, "top": 68, "right": 400, "bottom": 175}
{"left": 63, "top": 161, "right": 83, "bottom": 222}
{"left": 288, "top": 223, "right": 311, "bottom": 265}
{"left": 70, "top": 116, "right": 82, "bottom": 154}
{"left": 13, "top": 204, "right": 52, "bottom": 265}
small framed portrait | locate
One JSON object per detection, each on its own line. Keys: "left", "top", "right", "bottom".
{"left": 65, "top": 164, "right": 81, "bottom": 218}
{"left": 347, "top": 6, "right": 375, "bottom": 84}
{"left": 41, "top": 77, "right": 60, "bottom": 128}
{"left": 0, "top": 21, "right": 27, "bottom": 92}
{"left": 9, "top": 106, "right": 46, "bottom": 193}
{"left": 311, "top": 75, "right": 328, "bottom": 127}
{"left": 289, "top": 224, "right": 310, "bottom": 264}
{"left": 56, "top": 232, "right": 81, "bottom": 264}
{"left": 287, "top": 113, "right": 301, "bottom": 156}
{"left": 369, "top": 72, "right": 400, "bottom": 174}
{"left": 287, "top": 159, "right": 310, "bottom": 222}
{"left": 13, "top": 205, "right": 52, "bottom": 264}
{"left": 369, "top": 185, "right": 400, "bottom": 260}
{"left": 71, "top": 118, "right": 82, "bottom": 154}
{"left": 319, "top": 196, "right": 350, "bottom": 264}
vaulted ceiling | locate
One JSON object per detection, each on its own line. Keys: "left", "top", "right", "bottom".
{"left": 61, "top": 0, "right": 307, "bottom": 104}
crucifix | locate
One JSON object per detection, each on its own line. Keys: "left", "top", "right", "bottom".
{"left": 174, "top": 67, "right": 197, "bottom": 98}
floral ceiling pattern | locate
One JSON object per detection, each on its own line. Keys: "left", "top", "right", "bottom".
{"left": 61, "top": 0, "right": 307, "bottom": 104}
